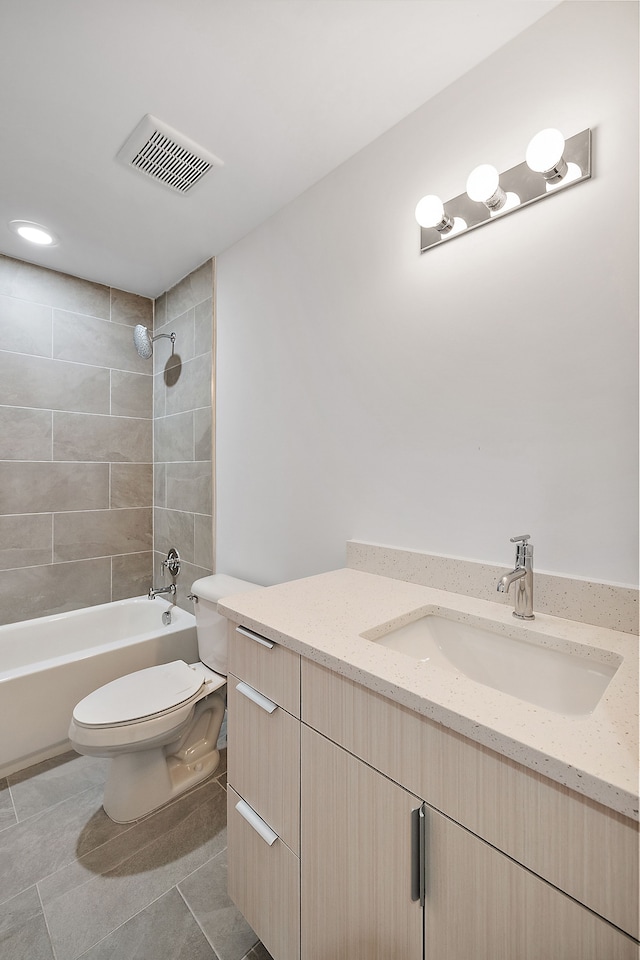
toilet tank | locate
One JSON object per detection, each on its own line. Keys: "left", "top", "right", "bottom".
{"left": 190, "top": 574, "right": 261, "bottom": 674}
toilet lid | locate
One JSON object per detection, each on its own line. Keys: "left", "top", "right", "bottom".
{"left": 73, "top": 661, "right": 204, "bottom": 726}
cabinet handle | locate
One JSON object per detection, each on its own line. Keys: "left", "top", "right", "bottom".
{"left": 236, "top": 626, "right": 275, "bottom": 649}
{"left": 411, "top": 803, "right": 426, "bottom": 907}
{"left": 236, "top": 681, "right": 278, "bottom": 714}
{"left": 235, "top": 798, "right": 279, "bottom": 846}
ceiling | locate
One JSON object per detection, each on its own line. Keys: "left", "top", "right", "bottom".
{"left": 0, "top": 0, "right": 560, "bottom": 299}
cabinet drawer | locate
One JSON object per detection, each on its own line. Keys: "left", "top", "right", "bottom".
{"left": 228, "top": 622, "right": 300, "bottom": 716}
{"left": 228, "top": 786, "right": 300, "bottom": 960}
{"left": 301, "top": 658, "right": 639, "bottom": 940}
{"left": 228, "top": 674, "right": 300, "bottom": 854}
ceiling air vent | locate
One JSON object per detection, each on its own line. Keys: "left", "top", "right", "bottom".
{"left": 116, "top": 114, "right": 223, "bottom": 194}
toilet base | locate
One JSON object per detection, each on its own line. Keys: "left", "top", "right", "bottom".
{"left": 102, "top": 691, "right": 225, "bottom": 822}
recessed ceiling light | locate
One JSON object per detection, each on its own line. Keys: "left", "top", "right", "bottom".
{"left": 9, "top": 219, "right": 59, "bottom": 246}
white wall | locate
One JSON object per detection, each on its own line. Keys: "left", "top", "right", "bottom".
{"left": 216, "top": 1, "right": 639, "bottom": 589}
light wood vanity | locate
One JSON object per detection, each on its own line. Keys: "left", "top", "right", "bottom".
{"left": 221, "top": 569, "right": 639, "bottom": 960}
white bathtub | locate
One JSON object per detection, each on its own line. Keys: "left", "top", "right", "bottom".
{"left": 0, "top": 597, "right": 199, "bottom": 778}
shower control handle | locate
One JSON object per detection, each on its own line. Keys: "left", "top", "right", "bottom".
{"left": 162, "top": 547, "right": 181, "bottom": 578}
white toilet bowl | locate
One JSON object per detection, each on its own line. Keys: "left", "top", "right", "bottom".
{"left": 69, "top": 573, "right": 261, "bottom": 822}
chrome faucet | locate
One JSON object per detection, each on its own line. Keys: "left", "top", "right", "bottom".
{"left": 148, "top": 583, "right": 176, "bottom": 600}
{"left": 148, "top": 547, "right": 180, "bottom": 600}
{"left": 497, "top": 535, "right": 534, "bottom": 620}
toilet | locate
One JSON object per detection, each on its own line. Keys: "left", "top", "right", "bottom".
{"left": 69, "top": 574, "right": 260, "bottom": 823}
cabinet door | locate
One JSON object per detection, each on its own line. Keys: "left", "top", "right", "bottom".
{"left": 301, "top": 725, "right": 423, "bottom": 960}
{"left": 425, "top": 805, "right": 639, "bottom": 960}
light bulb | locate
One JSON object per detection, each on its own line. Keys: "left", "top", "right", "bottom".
{"left": 465, "top": 164, "right": 506, "bottom": 212}
{"left": 415, "top": 195, "right": 453, "bottom": 233}
{"left": 466, "top": 165, "right": 499, "bottom": 202}
{"left": 9, "top": 219, "right": 58, "bottom": 246}
{"left": 525, "top": 128, "right": 568, "bottom": 182}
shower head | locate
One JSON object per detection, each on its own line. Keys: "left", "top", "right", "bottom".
{"left": 133, "top": 324, "right": 176, "bottom": 359}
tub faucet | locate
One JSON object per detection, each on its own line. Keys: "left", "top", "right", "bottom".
{"left": 148, "top": 583, "right": 176, "bottom": 600}
{"left": 497, "top": 535, "right": 534, "bottom": 620}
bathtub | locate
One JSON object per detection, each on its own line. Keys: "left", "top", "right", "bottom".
{"left": 0, "top": 596, "right": 198, "bottom": 778}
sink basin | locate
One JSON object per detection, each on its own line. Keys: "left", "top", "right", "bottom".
{"left": 364, "top": 614, "right": 621, "bottom": 715}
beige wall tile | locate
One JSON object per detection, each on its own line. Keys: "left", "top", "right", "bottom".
{"left": 154, "top": 307, "right": 195, "bottom": 371}
{"left": 0, "top": 407, "right": 52, "bottom": 460}
{"left": 0, "top": 295, "right": 52, "bottom": 357}
{"left": 53, "top": 310, "right": 149, "bottom": 374}
{"left": 110, "top": 370, "right": 152, "bottom": 418}
{"left": 166, "top": 261, "right": 212, "bottom": 321}
{"left": 194, "top": 407, "right": 212, "bottom": 462}
{"left": 166, "top": 462, "right": 212, "bottom": 516}
{"left": 112, "top": 552, "right": 153, "bottom": 600}
{"left": 0, "top": 352, "right": 110, "bottom": 414}
{"left": 0, "top": 559, "right": 111, "bottom": 625}
{"left": 54, "top": 508, "right": 152, "bottom": 561}
{"left": 53, "top": 412, "right": 152, "bottom": 463}
{"left": 165, "top": 353, "right": 212, "bottom": 416}
{"left": 0, "top": 515, "right": 52, "bottom": 570}
{"left": 0, "top": 255, "right": 110, "bottom": 318}
{"left": 0, "top": 462, "right": 109, "bottom": 514}
{"left": 168, "top": 557, "right": 214, "bottom": 612}
{"left": 194, "top": 298, "right": 213, "bottom": 356}
{"left": 154, "top": 463, "right": 166, "bottom": 508}
{"left": 110, "top": 289, "right": 153, "bottom": 328}
{"left": 154, "top": 508, "right": 194, "bottom": 562}
{"left": 154, "top": 412, "right": 194, "bottom": 463}
{"left": 111, "top": 463, "right": 153, "bottom": 508}
{"left": 194, "top": 515, "right": 213, "bottom": 570}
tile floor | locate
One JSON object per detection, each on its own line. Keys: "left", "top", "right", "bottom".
{"left": 0, "top": 749, "right": 274, "bottom": 960}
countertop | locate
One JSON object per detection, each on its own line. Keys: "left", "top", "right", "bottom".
{"left": 218, "top": 568, "right": 639, "bottom": 820}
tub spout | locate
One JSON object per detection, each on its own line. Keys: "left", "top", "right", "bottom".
{"left": 148, "top": 583, "right": 176, "bottom": 600}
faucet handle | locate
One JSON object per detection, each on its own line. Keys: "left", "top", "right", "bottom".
{"left": 509, "top": 534, "right": 531, "bottom": 544}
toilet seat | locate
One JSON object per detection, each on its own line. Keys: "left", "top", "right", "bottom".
{"left": 73, "top": 660, "right": 205, "bottom": 727}
{"left": 69, "top": 660, "right": 225, "bottom": 753}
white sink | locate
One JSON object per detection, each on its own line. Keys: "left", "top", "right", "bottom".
{"left": 364, "top": 614, "right": 621, "bottom": 715}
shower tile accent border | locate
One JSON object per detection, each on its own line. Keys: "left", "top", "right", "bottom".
{"left": 346, "top": 540, "right": 639, "bottom": 635}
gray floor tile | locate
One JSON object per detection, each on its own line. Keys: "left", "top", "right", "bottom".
{"left": 0, "top": 912, "right": 55, "bottom": 960}
{"left": 0, "top": 885, "right": 43, "bottom": 935}
{"left": 0, "top": 887, "right": 54, "bottom": 960}
{"left": 243, "top": 944, "right": 274, "bottom": 960}
{"left": 8, "top": 751, "right": 109, "bottom": 821}
{"left": 0, "top": 777, "right": 16, "bottom": 831}
{"left": 44, "top": 780, "right": 227, "bottom": 960}
{"left": 77, "top": 887, "right": 218, "bottom": 960}
{"left": 39, "top": 778, "right": 223, "bottom": 907}
{"left": 0, "top": 784, "right": 129, "bottom": 905}
{"left": 179, "top": 850, "right": 257, "bottom": 960}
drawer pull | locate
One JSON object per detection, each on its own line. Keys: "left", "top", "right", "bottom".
{"left": 236, "top": 681, "right": 278, "bottom": 714}
{"left": 236, "top": 626, "right": 274, "bottom": 649}
{"left": 235, "top": 798, "right": 278, "bottom": 846}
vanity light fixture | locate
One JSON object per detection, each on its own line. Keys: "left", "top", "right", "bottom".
{"left": 416, "top": 127, "right": 591, "bottom": 252}
{"left": 9, "top": 219, "right": 59, "bottom": 246}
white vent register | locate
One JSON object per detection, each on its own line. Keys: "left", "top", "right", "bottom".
{"left": 116, "top": 114, "right": 223, "bottom": 194}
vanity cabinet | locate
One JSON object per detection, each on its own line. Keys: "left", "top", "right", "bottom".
{"left": 301, "top": 660, "right": 639, "bottom": 960}
{"left": 226, "top": 619, "right": 639, "bottom": 960}
{"left": 227, "top": 623, "right": 301, "bottom": 960}
{"left": 301, "top": 724, "right": 638, "bottom": 960}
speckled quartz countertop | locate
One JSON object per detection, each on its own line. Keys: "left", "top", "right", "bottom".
{"left": 218, "top": 568, "right": 639, "bottom": 821}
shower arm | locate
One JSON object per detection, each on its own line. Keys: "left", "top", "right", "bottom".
{"left": 152, "top": 332, "right": 176, "bottom": 346}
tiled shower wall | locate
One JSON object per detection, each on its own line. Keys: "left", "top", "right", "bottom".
{"left": 153, "top": 260, "right": 214, "bottom": 609}
{"left": 0, "top": 254, "right": 154, "bottom": 625}
{"left": 0, "top": 254, "right": 214, "bottom": 626}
